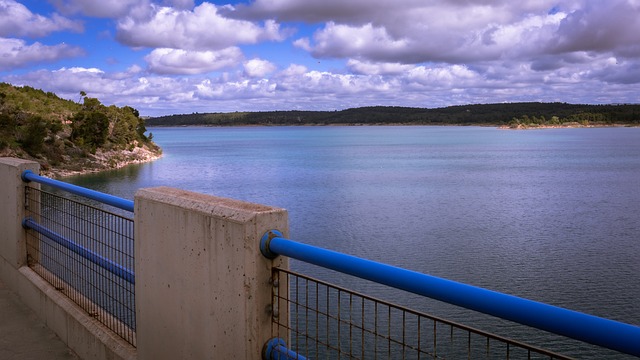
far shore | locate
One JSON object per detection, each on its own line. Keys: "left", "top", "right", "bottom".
{"left": 147, "top": 122, "right": 639, "bottom": 129}
{"left": 498, "top": 122, "right": 639, "bottom": 130}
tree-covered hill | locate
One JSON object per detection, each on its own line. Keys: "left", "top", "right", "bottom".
{"left": 0, "top": 83, "right": 161, "bottom": 177}
{"left": 147, "top": 102, "right": 640, "bottom": 127}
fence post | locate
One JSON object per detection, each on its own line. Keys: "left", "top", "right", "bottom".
{"left": 134, "top": 186, "right": 289, "bottom": 359}
{"left": 0, "top": 158, "right": 40, "bottom": 287}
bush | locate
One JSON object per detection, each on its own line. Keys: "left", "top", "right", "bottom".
{"left": 20, "top": 116, "right": 48, "bottom": 156}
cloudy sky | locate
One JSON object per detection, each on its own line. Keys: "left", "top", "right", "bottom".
{"left": 2, "top": 0, "right": 640, "bottom": 116}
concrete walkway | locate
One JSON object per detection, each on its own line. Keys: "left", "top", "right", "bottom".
{"left": 0, "top": 278, "right": 78, "bottom": 360}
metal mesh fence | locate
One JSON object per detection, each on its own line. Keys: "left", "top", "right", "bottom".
{"left": 271, "top": 268, "right": 573, "bottom": 360}
{"left": 24, "top": 186, "right": 136, "bottom": 346}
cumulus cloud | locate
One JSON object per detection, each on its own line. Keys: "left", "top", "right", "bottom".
{"left": 6, "top": 54, "right": 640, "bottom": 117}
{"left": 547, "top": 1, "right": 640, "bottom": 56}
{"left": 235, "top": 0, "right": 640, "bottom": 66}
{"left": 0, "top": 38, "right": 84, "bottom": 71}
{"left": 0, "top": 0, "right": 82, "bottom": 37}
{"left": 49, "top": 0, "right": 145, "bottom": 18}
{"left": 4, "top": 0, "right": 640, "bottom": 115}
{"left": 243, "top": 58, "right": 276, "bottom": 77}
{"left": 116, "top": 3, "right": 289, "bottom": 51}
{"left": 295, "top": 12, "right": 567, "bottom": 64}
{"left": 296, "top": 22, "right": 411, "bottom": 62}
{"left": 229, "top": 0, "right": 408, "bottom": 24}
{"left": 161, "top": 0, "right": 194, "bottom": 10}
{"left": 347, "top": 59, "right": 414, "bottom": 75}
{"left": 145, "top": 47, "right": 244, "bottom": 74}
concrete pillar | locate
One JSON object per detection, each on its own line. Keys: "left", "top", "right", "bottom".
{"left": 0, "top": 158, "right": 39, "bottom": 286}
{"left": 135, "top": 187, "right": 288, "bottom": 360}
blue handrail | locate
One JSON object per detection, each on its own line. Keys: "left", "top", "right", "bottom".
{"left": 22, "top": 170, "right": 134, "bottom": 212}
{"left": 263, "top": 338, "right": 307, "bottom": 360}
{"left": 22, "top": 217, "right": 135, "bottom": 284}
{"left": 261, "top": 230, "right": 640, "bottom": 358}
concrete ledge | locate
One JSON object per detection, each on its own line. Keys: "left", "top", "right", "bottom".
{"left": 16, "top": 265, "right": 137, "bottom": 360}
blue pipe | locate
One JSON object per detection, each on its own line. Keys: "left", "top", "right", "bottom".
{"left": 23, "top": 217, "right": 135, "bottom": 284}
{"left": 22, "top": 170, "right": 134, "bottom": 212}
{"left": 263, "top": 338, "right": 307, "bottom": 360}
{"left": 261, "top": 230, "right": 640, "bottom": 357}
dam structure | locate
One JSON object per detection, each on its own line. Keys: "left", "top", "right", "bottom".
{"left": 1, "top": 157, "right": 639, "bottom": 359}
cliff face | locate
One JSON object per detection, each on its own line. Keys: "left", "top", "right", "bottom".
{"left": 0, "top": 83, "right": 162, "bottom": 178}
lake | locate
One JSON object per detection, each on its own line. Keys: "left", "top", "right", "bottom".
{"left": 66, "top": 126, "right": 640, "bottom": 358}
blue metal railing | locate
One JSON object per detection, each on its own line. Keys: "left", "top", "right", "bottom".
{"left": 21, "top": 170, "right": 135, "bottom": 284}
{"left": 22, "top": 170, "right": 134, "bottom": 212}
{"left": 22, "top": 172, "right": 137, "bottom": 344}
{"left": 261, "top": 229, "right": 640, "bottom": 358}
{"left": 264, "top": 338, "right": 308, "bottom": 360}
{"left": 22, "top": 217, "right": 135, "bottom": 284}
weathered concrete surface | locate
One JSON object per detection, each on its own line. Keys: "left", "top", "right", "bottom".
{"left": 0, "top": 277, "right": 79, "bottom": 360}
{"left": 0, "top": 158, "right": 137, "bottom": 360}
{"left": 135, "top": 187, "right": 289, "bottom": 360}
{"left": 0, "top": 157, "right": 39, "bottom": 273}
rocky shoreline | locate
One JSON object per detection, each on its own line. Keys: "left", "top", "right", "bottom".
{"left": 498, "top": 123, "right": 638, "bottom": 130}
{"left": 1, "top": 145, "right": 162, "bottom": 179}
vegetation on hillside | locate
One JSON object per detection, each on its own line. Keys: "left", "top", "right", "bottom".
{"left": 147, "top": 102, "right": 640, "bottom": 127}
{"left": 0, "top": 83, "right": 161, "bottom": 177}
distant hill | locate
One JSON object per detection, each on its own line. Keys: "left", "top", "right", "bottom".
{"left": 0, "top": 83, "right": 161, "bottom": 177}
{"left": 147, "top": 102, "right": 640, "bottom": 127}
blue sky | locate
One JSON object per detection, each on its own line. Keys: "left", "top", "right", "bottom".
{"left": 2, "top": 0, "right": 640, "bottom": 116}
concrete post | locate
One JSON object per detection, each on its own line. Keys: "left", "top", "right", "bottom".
{"left": 0, "top": 158, "right": 39, "bottom": 287}
{"left": 135, "top": 187, "right": 289, "bottom": 360}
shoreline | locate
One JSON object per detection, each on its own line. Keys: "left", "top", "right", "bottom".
{"left": 1, "top": 146, "right": 162, "bottom": 179}
{"left": 147, "top": 122, "right": 640, "bottom": 129}
{"left": 48, "top": 146, "right": 163, "bottom": 179}
{"left": 50, "top": 151, "right": 163, "bottom": 178}
{"left": 498, "top": 123, "right": 639, "bottom": 130}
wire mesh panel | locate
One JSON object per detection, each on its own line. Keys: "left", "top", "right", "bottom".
{"left": 271, "top": 268, "right": 573, "bottom": 360}
{"left": 24, "top": 186, "right": 136, "bottom": 346}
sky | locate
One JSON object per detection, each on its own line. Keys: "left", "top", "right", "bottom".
{"left": 1, "top": 0, "right": 640, "bottom": 117}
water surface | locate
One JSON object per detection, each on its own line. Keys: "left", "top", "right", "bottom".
{"left": 68, "top": 126, "right": 640, "bottom": 358}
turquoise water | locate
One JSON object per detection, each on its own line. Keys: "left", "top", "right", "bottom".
{"left": 67, "top": 126, "right": 640, "bottom": 358}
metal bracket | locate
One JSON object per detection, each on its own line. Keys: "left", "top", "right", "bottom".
{"left": 260, "top": 229, "right": 283, "bottom": 259}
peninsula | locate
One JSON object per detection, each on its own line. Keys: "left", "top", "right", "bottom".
{"left": 0, "top": 83, "right": 161, "bottom": 178}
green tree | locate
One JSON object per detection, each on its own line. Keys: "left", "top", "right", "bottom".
{"left": 72, "top": 110, "right": 109, "bottom": 151}
{"left": 20, "top": 116, "right": 48, "bottom": 156}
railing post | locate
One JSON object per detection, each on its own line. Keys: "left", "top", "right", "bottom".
{"left": 0, "top": 158, "right": 40, "bottom": 286}
{"left": 134, "top": 187, "right": 289, "bottom": 359}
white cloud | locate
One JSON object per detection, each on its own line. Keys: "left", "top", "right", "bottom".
{"left": 161, "top": 0, "right": 194, "bottom": 10}
{"left": 54, "top": 66, "right": 104, "bottom": 74}
{"left": 296, "top": 12, "right": 569, "bottom": 64}
{"left": 116, "top": 3, "right": 289, "bottom": 51}
{"left": 236, "top": 0, "right": 640, "bottom": 66}
{"left": 547, "top": 1, "right": 640, "bottom": 56}
{"left": 300, "top": 22, "right": 410, "bottom": 61}
{"left": 0, "top": 38, "right": 84, "bottom": 71}
{"left": 5, "top": 59, "right": 640, "bottom": 116}
{"left": 49, "top": 0, "right": 145, "bottom": 18}
{"left": 281, "top": 64, "right": 307, "bottom": 76}
{"left": 145, "top": 47, "right": 243, "bottom": 74}
{"left": 347, "top": 59, "right": 414, "bottom": 75}
{"left": 243, "top": 58, "right": 276, "bottom": 77}
{"left": 404, "top": 65, "right": 478, "bottom": 88}
{"left": 0, "top": 0, "right": 82, "bottom": 37}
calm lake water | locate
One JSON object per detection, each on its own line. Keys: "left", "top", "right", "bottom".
{"left": 67, "top": 126, "right": 640, "bottom": 358}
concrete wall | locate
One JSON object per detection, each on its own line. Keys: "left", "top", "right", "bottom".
{"left": 0, "top": 158, "right": 136, "bottom": 360}
{"left": 1, "top": 158, "right": 289, "bottom": 359}
{"left": 135, "top": 187, "right": 288, "bottom": 360}
{"left": 0, "top": 158, "right": 39, "bottom": 286}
